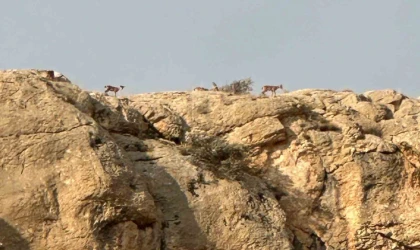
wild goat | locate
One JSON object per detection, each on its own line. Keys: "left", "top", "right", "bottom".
{"left": 194, "top": 87, "right": 209, "bottom": 91}
{"left": 46, "top": 70, "right": 69, "bottom": 82}
{"left": 194, "top": 83, "right": 219, "bottom": 92}
{"left": 105, "top": 85, "right": 125, "bottom": 96}
{"left": 262, "top": 84, "right": 283, "bottom": 96}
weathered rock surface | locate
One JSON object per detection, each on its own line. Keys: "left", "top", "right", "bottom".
{"left": 1, "top": 69, "right": 420, "bottom": 249}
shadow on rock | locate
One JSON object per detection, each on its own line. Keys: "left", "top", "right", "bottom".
{"left": 136, "top": 163, "right": 215, "bottom": 250}
{"left": 0, "top": 218, "right": 30, "bottom": 250}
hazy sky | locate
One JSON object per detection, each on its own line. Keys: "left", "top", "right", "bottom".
{"left": 1, "top": 1, "right": 419, "bottom": 96}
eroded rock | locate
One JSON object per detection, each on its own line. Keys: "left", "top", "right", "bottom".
{"left": 225, "top": 116, "right": 286, "bottom": 146}
{"left": 2, "top": 69, "right": 420, "bottom": 249}
{"left": 0, "top": 70, "right": 160, "bottom": 250}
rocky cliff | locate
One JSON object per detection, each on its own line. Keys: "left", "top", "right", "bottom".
{"left": 1, "top": 69, "right": 420, "bottom": 250}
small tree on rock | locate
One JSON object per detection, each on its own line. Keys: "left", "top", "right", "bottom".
{"left": 220, "top": 77, "right": 254, "bottom": 95}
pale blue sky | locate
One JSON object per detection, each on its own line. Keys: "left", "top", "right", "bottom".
{"left": 1, "top": 1, "right": 419, "bottom": 96}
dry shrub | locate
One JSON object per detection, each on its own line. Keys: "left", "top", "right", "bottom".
{"left": 220, "top": 77, "right": 254, "bottom": 95}
{"left": 179, "top": 135, "right": 250, "bottom": 180}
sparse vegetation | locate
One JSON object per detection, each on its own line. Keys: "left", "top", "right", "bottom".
{"left": 179, "top": 135, "right": 250, "bottom": 180}
{"left": 220, "top": 77, "right": 254, "bottom": 95}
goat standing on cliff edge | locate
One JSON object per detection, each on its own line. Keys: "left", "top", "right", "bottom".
{"left": 262, "top": 84, "right": 283, "bottom": 97}
{"left": 105, "top": 85, "right": 125, "bottom": 97}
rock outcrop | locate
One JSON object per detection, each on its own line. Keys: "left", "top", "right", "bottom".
{"left": 1, "top": 69, "right": 420, "bottom": 249}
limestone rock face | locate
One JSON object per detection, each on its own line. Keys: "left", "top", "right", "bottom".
{"left": 0, "top": 70, "right": 160, "bottom": 250}
{"left": 1, "top": 70, "right": 420, "bottom": 250}
{"left": 364, "top": 89, "right": 407, "bottom": 113}
{"left": 225, "top": 116, "right": 286, "bottom": 146}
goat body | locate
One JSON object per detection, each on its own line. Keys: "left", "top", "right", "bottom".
{"left": 262, "top": 85, "right": 283, "bottom": 96}
{"left": 105, "top": 85, "right": 125, "bottom": 96}
{"left": 46, "top": 70, "right": 69, "bottom": 82}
